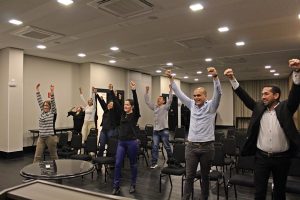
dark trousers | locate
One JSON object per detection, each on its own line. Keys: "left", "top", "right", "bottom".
{"left": 113, "top": 140, "right": 139, "bottom": 188}
{"left": 98, "top": 128, "right": 118, "bottom": 157}
{"left": 183, "top": 142, "right": 214, "bottom": 200}
{"left": 151, "top": 129, "right": 173, "bottom": 165}
{"left": 254, "top": 151, "right": 291, "bottom": 200}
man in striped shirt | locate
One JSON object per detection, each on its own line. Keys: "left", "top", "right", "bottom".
{"left": 33, "top": 83, "right": 58, "bottom": 163}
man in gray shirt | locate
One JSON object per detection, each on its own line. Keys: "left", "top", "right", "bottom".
{"left": 144, "top": 86, "right": 173, "bottom": 169}
{"left": 166, "top": 67, "right": 222, "bottom": 200}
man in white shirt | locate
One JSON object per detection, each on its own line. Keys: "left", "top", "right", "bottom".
{"left": 224, "top": 59, "right": 300, "bottom": 200}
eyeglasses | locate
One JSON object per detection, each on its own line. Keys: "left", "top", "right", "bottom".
{"left": 193, "top": 94, "right": 201, "bottom": 97}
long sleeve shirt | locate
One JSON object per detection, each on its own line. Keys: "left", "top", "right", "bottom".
{"left": 171, "top": 79, "right": 222, "bottom": 142}
{"left": 36, "top": 92, "right": 57, "bottom": 137}
{"left": 144, "top": 91, "right": 173, "bottom": 131}
{"left": 118, "top": 90, "right": 141, "bottom": 141}
{"left": 80, "top": 93, "right": 96, "bottom": 122}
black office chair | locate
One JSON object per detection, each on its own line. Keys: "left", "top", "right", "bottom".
{"left": 57, "top": 134, "right": 82, "bottom": 159}
{"left": 285, "top": 158, "right": 300, "bottom": 194}
{"left": 169, "top": 126, "right": 186, "bottom": 144}
{"left": 70, "top": 135, "right": 97, "bottom": 161}
{"left": 137, "top": 132, "right": 149, "bottom": 166}
{"left": 159, "top": 143, "right": 186, "bottom": 196}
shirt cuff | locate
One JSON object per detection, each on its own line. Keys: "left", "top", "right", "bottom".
{"left": 292, "top": 71, "right": 300, "bottom": 85}
{"left": 229, "top": 78, "right": 239, "bottom": 90}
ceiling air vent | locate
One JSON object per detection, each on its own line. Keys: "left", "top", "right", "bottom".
{"left": 87, "top": 0, "right": 153, "bottom": 18}
{"left": 176, "top": 36, "right": 213, "bottom": 49}
{"left": 218, "top": 57, "right": 247, "bottom": 64}
{"left": 12, "top": 26, "right": 64, "bottom": 42}
{"left": 102, "top": 50, "right": 139, "bottom": 59}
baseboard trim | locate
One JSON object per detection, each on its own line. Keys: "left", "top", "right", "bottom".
{"left": 0, "top": 150, "right": 23, "bottom": 159}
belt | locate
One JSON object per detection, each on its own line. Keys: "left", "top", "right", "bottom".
{"left": 257, "top": 149, "right": 289, "bottom": 158}
{"left": 187, "top": 141, "right": 214, "bottom": 146}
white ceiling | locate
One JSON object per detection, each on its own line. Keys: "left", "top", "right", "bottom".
{"left": 1, "top": 0, "right": 300, "bottom": 83}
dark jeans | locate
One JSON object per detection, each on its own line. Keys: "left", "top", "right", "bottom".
{"left": 254, "top": 151, "right": 291, "bottom": 200}
{"left": 151, "top": 129, "right": 173, "bottom": 165}
{"left": 183, "top": 142, "right": 214, "bottom": 200}
{"left": 98, "top": 128, "right": 118, "bottom": 157}
{"left": 113, "top": 140, "right": 139, "bottom": 188}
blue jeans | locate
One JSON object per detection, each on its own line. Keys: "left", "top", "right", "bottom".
{"left": 113, "top": 140, "right": 139, "bottom": 188}
{"left": 98, "top": 128, "right": 118, "bottom": 157}
{"left": 151, "top": 129, "right": 173, "bottom": 165}
{"left": 183, "top": 142, "right": 214, "bottom": 200}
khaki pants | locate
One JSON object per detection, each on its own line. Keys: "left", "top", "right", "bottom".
{"left": 81, "top": 121, "right": 95, "bottom": 143}
{"left": 33, "top": 135, "right": 58, "bottom": 163}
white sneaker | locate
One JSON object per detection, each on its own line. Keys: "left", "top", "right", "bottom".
{"left": 150, "top": 163, "right": 158, "bottom": 169}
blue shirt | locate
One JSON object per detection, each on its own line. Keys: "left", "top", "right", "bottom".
{"left": 171, "top": 79, "right": 222, "bottom": 142}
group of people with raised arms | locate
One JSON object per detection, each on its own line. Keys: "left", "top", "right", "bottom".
{"left": 34, "top": 58, "right": 300, "bottom": 199}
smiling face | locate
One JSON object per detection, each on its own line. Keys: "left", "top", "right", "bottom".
{"left": 193, "top": 87, "right": 207, "bottom": 107}
{"left": 88, "top": 98, "right": 93, "bottom": 106}
{"left": 107, "top": 101, "right": 114, "bottom": 110}
{"left": 157, "top": 96, "right": 165, "bottom": 106}
{"left": 124, "top": 99, "right": 134, "bottom": 113}
{"left": 43, "top": 101, "right": 51, "bottom": 113}
{"left": 261, "top": 87, "right": 279, "bottom": 107}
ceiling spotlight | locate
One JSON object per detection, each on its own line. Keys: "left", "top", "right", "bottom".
{"left": 109, "top": 60, "right": 116, "bottom": 63}
{"left": 218, "top": 26, "right": 229, "bottom": 32}
{"left": 265, "top": 65, "right": 271, "bottom": 69}
{"left": 298, "top": 14, "right": 300, "bottom": 19}
{"left": 36, "top": 45, "right": 46, "bottom": 49}
{"left": 270, "top": 69, "right": 276, "bottom": 73}
{"left": 205, "top": 58, "right": 212, "bottom": 62}
{"left": 166, "top": 62, "right": 173, "bottom": 66}
{"left": 77, "top": 53, "right": 86, "bottom": 57}
{"left": 208, "top": 74, "right": 213, "bottom": 77}
{"left": 171, "top": 73, "right": 176, "bottom": 76}
{"left": 8, "top": 19, "right": 23, "bottom": 25}
{"left": 274, "top": 73, "right": 280, "bottom": 76}
{"left": 57, "top": 0, "right": 73, "bottom": 6}
{"left": 197, "top": 71, "right": 202, "bottom": 74}
{"left": 110, "top": 46, "right": 119, "bottom": 51}
{"left": 235, "top": 41, "right": 245, "bottom": 46}
{"left": 194, "top": 78, "right": 199, "bottom": 81}
{"left": 184, "top": 76, "right": 189, "bottom": 79}
{"left": 156, "top": 70, "right": 162, "bottom": 73}
{"left": 189, "top": 3, "right": 204, "bottom": 11}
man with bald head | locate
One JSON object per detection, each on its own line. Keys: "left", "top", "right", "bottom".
{"left": 166, "top": 67, "right": 222, "bottom": 200}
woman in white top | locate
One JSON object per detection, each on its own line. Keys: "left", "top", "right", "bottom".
{"left": 79, "top": 87, "right": 96, "bottom": 144}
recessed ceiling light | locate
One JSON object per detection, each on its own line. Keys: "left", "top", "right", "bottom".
{"left": 265, "top": 65, "right": 271, "bottom": 69}
{"left": 166, "top": 62, "right": 173, "bottom": 66}
{"left": 9, "top": 19, "right": 23, "bottom": 25}
{"left": 270, "top": 69, "right": 276, "bottom": 73}
{"left": 197, "top": 71, "right": 202, "bottom": 74}
{"left": 184, "top": 76, "right": 189, "bottom": 79}
{"left": 171, "top": 73, "right": 176, "bottom": 76}
{"left": 235, "top": 41, "right": 245, "bottom": 46}
{"left": 110, "top": 46, "right": 119, "bottom": 51}
{"left": 77, "top": 53, "right": 86, "bottom": 57}
{"left": 156, "top": 70, "right": 162, "bottom": 73}
{"left": 36, "top": 45, "right": 46, "bottom": 49}
{"left": 208, "top": 74, "right": 213, "bottom": 77}
{"left": 57, "top": 0, "right": 73, "bottom": 6}
{"left": 189, "top": 3, "right": 204, "bottom": 11}
{"left": 109, "top": 60, "right": 116, "bottom": 63}
{"left": 194, "top": 78, "right": 199, "bottom": 81}
{"left": 205, "top": 58, "right": 212, "bottom": 62}
{"left": 218, "top": 26, "right": 229, "bottom": 32}
{"left": 274, "top": 73, "right": 280, "bottom": 76}
{"left": 298, "top": 14, "right": 300, "bottom": 19}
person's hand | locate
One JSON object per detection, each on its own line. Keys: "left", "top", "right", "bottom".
{"left": 130, "top": 81, "right": 136, "bottom": 90}
{"left": 79, "top": 87, "right": 82, "bottom": 95}
{"left": 207, "top": 67, "right": 217, "bottom": 78}
{"left": 146, "top": 86, "right": 150, "bottom": 93}
{"left": 224, "top": 68, "right": 235, "bottom": 80}
{"left": 100, "top": 96, "right": 104, "bottom": 100}
{"left": 288, "top": 59, "right": 300, "bottom": 71}
{"left": 165, "top": 70, "right": 174, "bottom": 82}
{"left": 50, "top": 85, "right": 54, "bottom": 93}
{"left": 108, "top": 84, "right": 113, "bottom": 91}
{"left": 36, "top": 83, "right": 40, "bottom": 92}
{"left": 92, "top": 86, "right": 97, "bottom": 93}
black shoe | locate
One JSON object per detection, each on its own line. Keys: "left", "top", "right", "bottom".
{"left": 129, "top": 185, "right": 136, "bottom": 193}
{"left": 112, "top": 187, "right": 120, "bottom": 195}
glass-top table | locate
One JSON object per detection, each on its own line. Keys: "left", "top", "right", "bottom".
{"left": 20, "top": 159, "right": 95, "bottom": 182}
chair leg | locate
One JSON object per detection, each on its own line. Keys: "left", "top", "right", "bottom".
{"left": 217, "top": 180, "right": 220, "bottom": 200}
{"left": 159, "top": 174, "right": 162, "bottom": 192}
{"left": 223, "top": 176, "right": 228, "bottom": 200}
{"left": 161, "top": 145, "right": 166, "bottom": 160}
{"left": 168, "top": 175, "right": 173, "bottom": 188}
{"left": 234, "top": 185, "right": 237, "bottom": 200}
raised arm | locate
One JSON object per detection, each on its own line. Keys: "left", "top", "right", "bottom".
{"left": 79, "top": 87, "right": 87, "bottom": 107}
{"left": 144, "top": 86, "right": 155, "bottom": 110}
{"left": 92, "top": 86, "right": 97, "bottom": 110}
{"left": 287, "top": 59, "right": 300, "bottom": 113}
{"left": 109, "top": 84, "right": 122, "bottom": 113}
{"left": 130, "top": 81, "right": 141, "bottom": 120}
{"left": 49, "top": 84, "right": 57, "bottom": 114}
{"left": 36, "top": 83, "right": 44, "bottom": 111}
{"left": 224, "top": 68, "right": 256, "bottom": 111}
{"left": 165, "top": 70, "right": 192, "bottom": 109}
{"left": 207, "top": 67, "right": 222, "bottom": 112}
{"left": 164, "top": 85, "right": 173, "bottom": 110}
